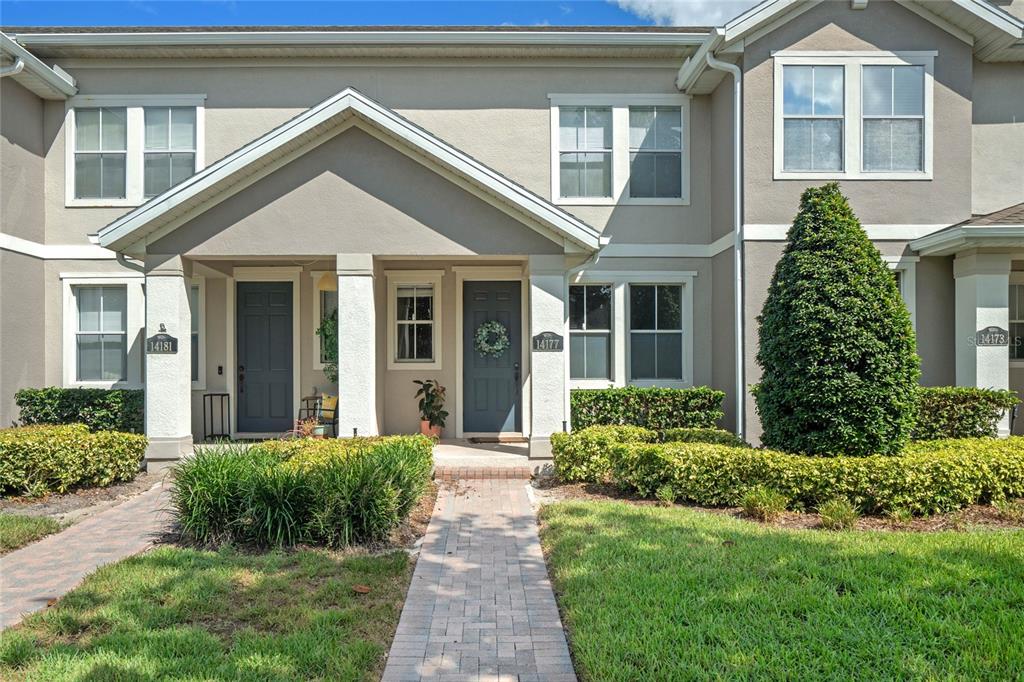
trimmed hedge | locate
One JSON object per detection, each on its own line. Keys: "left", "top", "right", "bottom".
{"left": 913, "top": 387, "right": 1019, "bottom": 440}
{"left": 171, "top": 435, "right": 434, "bottom": 547}
{"left": 570, "top": 386, "right": 724, "bottom": 431}
{"left": 0, "top": 424, "right": 147, "bottom": 497}
{"left": 15, "top": 387, "right": 144, "bottom": 433}
{"left": 660, "top": 428, "right": 749, "bottom": 448}
{"left": 610, "top": 438, "right": 1024, "bottom": 516}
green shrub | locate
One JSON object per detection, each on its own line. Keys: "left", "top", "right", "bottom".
{"left": 609, "top": 437, "right": 1024, "bottom": 516}
{"left": 755, "top": 184, "right": 920, "bottom": 456}
{"left": 15, "top": 387, "right": 144, "bottom": 433}
{"left": 818, "top": 498, "right": 859, "bottom": 530}
{"left": 570, "top": 386, "right": 724, "bottom": 431}
{"left": 171, "top": 435, "right": 433, "bottom": 548}
{"left": 661, "top": 427, "right": 748, "bottom": 447}
{"left": 741, "top": 486, "right": 788, "bottom": 521}
{"left": 0, "top": 424, "right": 146, "bottom": 497}
{"left": 913, "top": 387, "right": 1019, "bottom": 440}
{"left": 551, "top": 426, "right": 657, "bottom": 483}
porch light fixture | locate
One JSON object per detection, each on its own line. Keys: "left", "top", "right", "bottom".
{"left": 317, "top": 271, "right": 337, "bottom": 291}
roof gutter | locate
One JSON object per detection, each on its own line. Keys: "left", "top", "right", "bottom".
{"left": 0, "top": 32, "right": 77, "bottom": 97}
{"left": 703, "top": 46, "right": 746, "bottom": 442}
{"left": 0, "top": 57, "right": 24, "bottom": 77}
{"left": 675, "top": 28, "right": 723, "bottom": 91}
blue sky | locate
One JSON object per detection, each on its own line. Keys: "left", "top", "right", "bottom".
{"left": 0, "top": 1, "right": 760, "bottom": 28}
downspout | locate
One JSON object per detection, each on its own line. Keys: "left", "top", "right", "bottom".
{"left": 0, "top": 58, "right": 24, "bottom": 77}
{"left": 116, "top": 252, "right": 146, "bottom": 273}
{"left": 704, "top": 51, "right": 745, "bottom": 440}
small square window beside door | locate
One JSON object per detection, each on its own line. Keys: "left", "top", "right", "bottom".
{"left": 559, "top": 106, "right": 612, "bottom": 199}
{"left": 629, "top": 284, "right": 683, "bottom": 381}
{"left": 396, "top": 285, "right": 434, "bottom": 362}
{"left": 74, "top": 107, "right": 127, "bottom": 199}
{"left": 319, "top": 289, "right": 338, "bottom": 364}
{"left": 781, "top": 65, "right": 844, "bottom": 172}
{"left": 75, "top": 285, "right": 127, "bottom": 382}
{"left": 569, "top": 285, "right": 612, "bottom": 380}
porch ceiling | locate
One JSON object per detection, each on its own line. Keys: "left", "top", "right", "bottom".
{"left": 96, "top": 87, "right": 604, "bottom": 255}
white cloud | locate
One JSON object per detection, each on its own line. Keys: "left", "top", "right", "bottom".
{"left": 612, "top": 0, "right": 762, "bottom": 27}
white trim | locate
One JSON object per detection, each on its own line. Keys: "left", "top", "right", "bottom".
{"left": 61, "top": 275, "right": 145, "bottom": 389}
{"left": 548, "top": 93, "right": 691, "bottom": 206}
{"left": 884, "top": 256, "right": 918, "bottom": 329}
{"left": 453, "top": 266, "right": 530, "bottom": 439}
{"left": 772, "top": 52, "right": 934, "bottom": 181}
{"left": 227, "top": 267, "right": 301, "bottom": 440}
{"left": 190, "top": 276, "right": 207, "bottom": 391}
{"left": 0, "top": 32, "right": 77, "bottom": 99}
{"left": 599, "top": 233, "right": 734, "bottom": 259}
{"left": 744, "top": 223, "right": 951, "bottom": 240}
{"left": 384, "top": 270, "right": 445, "bottom": 371}
{"left": 97, "top": 88, "right": 601, "bottom": 252}
{"left": 910, "top": 225, "right": 1024, "bottom": 256}
{"left": 1, "top": 234, "right": 116, "bottom": 260}
{"left": 568, "top": 270, "right": 696, "bottom": 390}
{"left": 65, "top": 95, "right": 207, "bottom": 208}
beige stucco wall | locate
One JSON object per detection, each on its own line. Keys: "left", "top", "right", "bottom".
{"left": 742, "top": 0, "right": 974, "bottom": 227}
{"left": 0, "top": 251, "right": 46, "bottom": 426}
{"left": 971, "top": 60, "right": 1024, "bottom": 215}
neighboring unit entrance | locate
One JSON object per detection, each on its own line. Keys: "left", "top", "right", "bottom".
{"left": 463, "top": 281, "right": 522, "bottom": 433}
{"left": 236, "top": 281, "right": 294, "bottom": 433}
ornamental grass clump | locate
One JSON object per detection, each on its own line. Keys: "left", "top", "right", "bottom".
{"left": 755, "top": 183, "right": 920, "bottom": 456}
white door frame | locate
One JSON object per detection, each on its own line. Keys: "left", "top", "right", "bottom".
{"left": 453, "top": 265, "right": 530, "bottom": 439}
{"left": 226, "top": 266, "right": 302, "bottom": 439}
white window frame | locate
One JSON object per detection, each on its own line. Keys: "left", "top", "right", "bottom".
{"left": 568, "top": 283, "right": 614, "bottom": 383}
{"left": 773, "top": 51, "right": 934, "bottom": 181}
{"left": 65, "top": 94, "right": 206, "bottom": 207}
{"left": 567, "top": 271, "right": 695, "bottom": 390}
{"left": 1010, "top": 274, "right": 1024, "bottom": 366}
{"left": 884, "top": 256, "right": 918, "bottom": 331}
{"left": 310, "top": 271, "right": 338, "bottom": 372}
{"left": 549, "top": 94, "right": 691, "bottom": 206}
{"left": 385, "top": 270, "right": 444, "bottom": 371}
{"left": 61, "top": 272, "right": 145, "bottom": 389}
{"left": 190, "top": 276, "right": 207, "bottom": 390}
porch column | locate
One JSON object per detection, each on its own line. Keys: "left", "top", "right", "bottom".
{"left": 336, "top": 254, "right": 379, "bottom": 437}
{"left": 144, "top": 254, "right": 193, "bottom": 470}
{"left": 954, "top": 252, "right": 1011, "bottom": 435}
{"left": 528, "top": 255, "right": 567, "bottom": 458}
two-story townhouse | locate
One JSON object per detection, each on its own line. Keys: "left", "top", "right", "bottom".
{"left": 1, "top": 0, "right": 1022, "bottom": 470}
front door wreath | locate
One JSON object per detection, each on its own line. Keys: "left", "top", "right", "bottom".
{"left": 474, "top": 320, "right": 510, "bottom": 358}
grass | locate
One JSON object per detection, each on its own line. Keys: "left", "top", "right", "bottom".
{"left": 0, "top": 514, "right": 62, "bottom": 554}
{"left": 0, "top": 546, "right": 413, "bottom": 681}
{"left": 540, "top": 501, "right": 1024, "bottom": 681}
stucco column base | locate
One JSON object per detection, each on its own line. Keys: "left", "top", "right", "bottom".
{"left": 145, "top": 435, "right": 194, "bottom": 472}
{"left": 336, "top": 254, "right": 379, "bottom": 437}
{"left": 528, "top": 435, "right": 554, "bottom": 460}
{"left": 528, "top": 255, "right": 567, "bottom": 458}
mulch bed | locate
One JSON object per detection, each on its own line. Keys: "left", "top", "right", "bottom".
{"left": 0, "top": 471, "right": 163, "bottom": 523}
{"left": 531, "top": 477, "right": 1024, "bottom": 532}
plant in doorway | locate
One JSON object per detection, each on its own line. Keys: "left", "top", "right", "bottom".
{"left": 414, "top": 379, "right": 449, "bottom": 438}
{"left": 316, "top": 308, "right": 339, "bottom": 384}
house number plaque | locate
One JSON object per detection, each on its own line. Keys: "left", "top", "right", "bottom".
{"left": 532, "top": 332, "right": 563, "bottom": 352}
{"left": 146, "top": 333, "right": 178, "bottom": 354}
{"left": 974, "top": 326, "right": 1009, "bottom": 347}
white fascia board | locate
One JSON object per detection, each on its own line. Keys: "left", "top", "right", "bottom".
{"left": 910, "top": 225, "right": 1024, "bottom": 255}
{"left": 97, "top": 87, "right": 601, "bottom": 252}
{"left": 676, "top": 29, "right": 723, "bottom": 92}
{"left": 0, "top": 32, "right": 77, "bottom": 98}
{"left": 13, "top": 30, "right": 707, "bottom": 49}
{"left": 723, "top": 0, "right": 810, "bottom": 43}
{"left": 947, "top": 0, "right": 1024, "bottom": 39}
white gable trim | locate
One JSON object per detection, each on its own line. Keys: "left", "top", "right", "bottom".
{"left": 97, "top": 88, "right": 602, "bottom": 253}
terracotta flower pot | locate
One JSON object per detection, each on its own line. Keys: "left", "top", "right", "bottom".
{"left": 420, "top": 420, "right": 442, "bottom": 439}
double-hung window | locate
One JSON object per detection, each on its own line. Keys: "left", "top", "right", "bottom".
{"left": 774, "top": 53, "right": 933, "bottom": 179}
{"left": 781, "top": 65, "right": 844, "bottom": 172}
{"left": 628, "top": 107, "right": 683, "bottom": 198}
{"left": 74, "top": 285, "right": 127, "bottom": 382}
{"left": 569, "top": 285, "right": 612, "bottom": 380}
{"left": 67, "top": 96, "right": 205, "bottom": 206}
{"left": 629, "top": 284, "right": 683, "bottom": 381}
{"left": 396, "top": 286, "right": 434, "bottom": 362}
{"left": 558, "top": 106, "right": 613, "bottom": 199}
{"left": 1011, "top": 284, "right": 1024, "bottom": 362}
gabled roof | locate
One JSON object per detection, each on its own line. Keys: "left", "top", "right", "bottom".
{"left": 911, "top": 202, "right": 1024, "bottom": 255}
{"left": 0, "top": 32, "right": 76, "bottom": 99}
{"left": 97, "top": 88, "right": 604, "bottom": 253}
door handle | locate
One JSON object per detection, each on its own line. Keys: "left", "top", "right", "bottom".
{"left": 513, "top": 362, "right": 520, "bottom": 383}
{"left": 238, "top": 365, "right": 245, "bottom": 393}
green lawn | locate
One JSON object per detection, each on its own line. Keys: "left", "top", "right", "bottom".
{"left": 0, "top": 514, "right": 62, "bottom": 554}
{"left": 0, "top": 546, "right": 412, "bottom": 681}
{"left": 540, "top": 501, "right": 1024, "bottom": 681}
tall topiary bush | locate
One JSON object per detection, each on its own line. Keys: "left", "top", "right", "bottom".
{"left": 755, "top": 183, "right": 920, "bottom": 456}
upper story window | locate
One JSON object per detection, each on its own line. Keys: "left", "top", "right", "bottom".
{"left": 549, "top": 95, "right": 690, "bottom": 206}
{"left": 66, "top": 95, "right": 206, "bottom": 207}
{"left": 773, "top": 52, "right": 933, "bottom": 181}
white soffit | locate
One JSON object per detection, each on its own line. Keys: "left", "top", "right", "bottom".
{"left": 96, "top": 87, "right": 603, "bottom": 253}
{"left": 0, "top": 32, "right": 76, "bottom": 99}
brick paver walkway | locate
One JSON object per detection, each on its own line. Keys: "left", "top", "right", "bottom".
{"left": 383, "top": 479, "right": 576, "bottom": 682}
{"left": 0, "top": 482, "right": 171, "bottom": 629}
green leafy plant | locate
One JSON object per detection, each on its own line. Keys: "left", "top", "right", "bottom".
{"left": 741, "top": 486, "right": 788, "bottom": 522}
{"left": 413, "top": 379, "right": 449, "bottom": 428}
{"left": 992, "top": 498, "right": 1024, "bottom": 523}
{"left": 15, "top": 387, "right": 144, "bottom": 433}
{"left": 755, "top": 183, "right": 920, "bottom": 456}
{"left": 912, "top": 387, "right": 1019, "bottom": 440}
{"left": 570, "top": 386, "right": 725, "bottom": 431}
{"left": 315, "top": 309, "right": 339, "bottom": 384}
{"left": 660, "top": 427, "right": 749, "bottom": 447}
{"left": 551, "top": 425, "right": 658, "bottom": 483}
{"left": 655, "top": 484, "right": 677, "bottom": 506}
{"left": 0, "top": 424, "right": 146, "bottom": 497}
{"left": 818, "top": 498, "right": 859, "bottom": 530}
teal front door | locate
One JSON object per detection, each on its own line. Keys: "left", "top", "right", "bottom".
{"left": 463, "top": 281, "right": 522, "bottom": 432}
{"left": 237, "top": 281, "right": 293, "bottom": 433}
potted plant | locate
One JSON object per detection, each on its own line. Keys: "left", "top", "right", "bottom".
{"left": 414, "top": 379, "right": 448, "bottom": 438}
